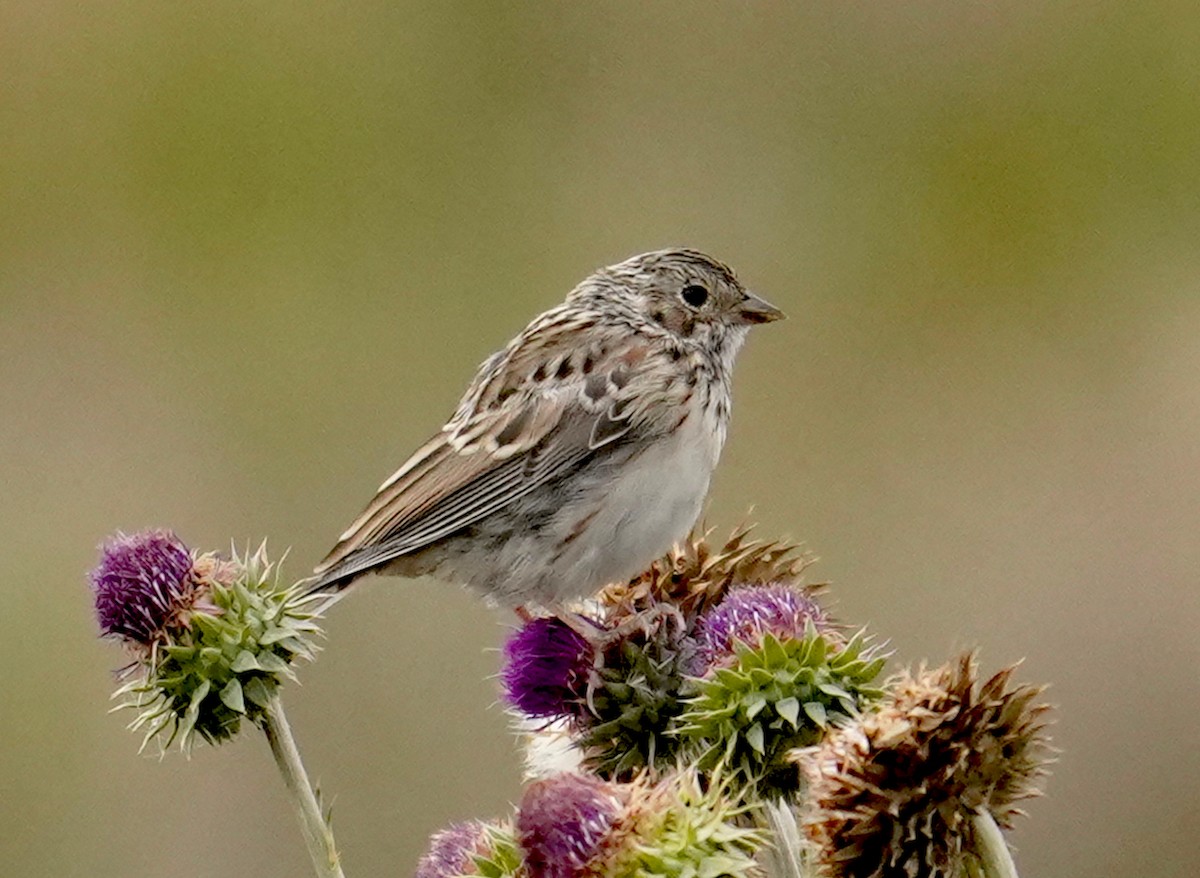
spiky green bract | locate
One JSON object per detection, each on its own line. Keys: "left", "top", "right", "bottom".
{"left": 575, "top": 611, "right": 696, "bottom": 781}
{"left": 114, "top": 543, "right": 322, "bottom": 752}
{"left": 675, "top": 627, "right": 886, "bottom": 800}
{"left": 469, "top": 824, "right": 524, "bottom": 878}
{"left": 621, "top": 772, "right": 763, "bottom": 878}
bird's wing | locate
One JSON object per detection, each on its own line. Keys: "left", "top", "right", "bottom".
{"left": 313, "top": 317, "right": 676, "bottom": 585}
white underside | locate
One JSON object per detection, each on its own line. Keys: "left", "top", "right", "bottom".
{"left": 477, "top": 404, "right": 722, "bottom": 607}
{"left": 562, "top": 416, "right": 715, "bottom": 589}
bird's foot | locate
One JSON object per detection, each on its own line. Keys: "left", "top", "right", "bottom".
{"left": 578, "top": 602, "right": 684, "bottom": 716}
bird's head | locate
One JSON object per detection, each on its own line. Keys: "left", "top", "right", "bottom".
{"left": 575, "top": 249, "right": 784, "bottom": 352}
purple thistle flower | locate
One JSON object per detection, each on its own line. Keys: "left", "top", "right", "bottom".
{"left": 90, "top": 529, "right": 196, "bottom": 646}
{"left": 501, "top": 617, "right": 594, "bottom": 719}
{"left": 694, "top": 583, "right": 829, "bottom": 668}
{"left": 517, "top": 773, "right": 625, "bottom": 878}
{"left": 415, "top": 820, "right": 491, "bottom": 878}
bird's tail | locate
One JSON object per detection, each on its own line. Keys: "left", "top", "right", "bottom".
{"left": 299, "top": 556, "right": 368, "bottom": 603}
{"left": 300, "top": 544, "right": 392, "bottom": 600}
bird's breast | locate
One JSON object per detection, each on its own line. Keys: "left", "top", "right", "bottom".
{"left": 547, "top": 400, "right": 723, "bottom": 599}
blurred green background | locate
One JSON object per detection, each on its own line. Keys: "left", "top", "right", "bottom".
{"left": 3, "top": 2, "right": 1198, "bottom": 875}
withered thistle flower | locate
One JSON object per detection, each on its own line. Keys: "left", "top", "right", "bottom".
{"left": 799, "top": 653, "right": 1053, "bottom": 878}
{"left": 599, "top": 524, "right": 819, "bottom": 626}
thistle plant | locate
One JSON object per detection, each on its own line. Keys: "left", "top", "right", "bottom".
{"left": 502, "top": 528, "right": 835, "bottom": 781}
{"left": 487, "top": 527, "right": 1053, "bottom": 878}
{"left": 90, "top": 530, "right": 342, "bottom": 878}
{"left": 416, "top": 769, "right": 761, "bottom": 878}
{"left": 575, "top": 614, "right": 697, "bottom": 778}
{"left": 675, "top": 585, "right": 887, "bottom": 799}
{"left": 90, "top": 525, "right": 1053, "bottom": 878}
{"left": 501, "top": 529, "right": 886, "bottom": 798}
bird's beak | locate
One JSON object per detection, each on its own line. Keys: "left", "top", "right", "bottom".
{"left": 735, "top": 292, "right": 785, "bottom": 325}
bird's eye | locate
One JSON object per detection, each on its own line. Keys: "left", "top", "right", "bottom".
{"left": 680, "top": 284, "right": 709, "bottom": 308}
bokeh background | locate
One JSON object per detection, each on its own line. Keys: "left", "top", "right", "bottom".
{"left": 3, "top": 3, "right": 1198, "bottom": 876}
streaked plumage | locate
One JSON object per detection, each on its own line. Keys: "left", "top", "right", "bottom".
{"left": 309, "top": 249, "right": 783, "bottom": 609}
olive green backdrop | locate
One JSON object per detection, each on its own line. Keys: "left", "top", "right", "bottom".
{"left": 3, "top": 3, "right": 1197, "bottom": 876}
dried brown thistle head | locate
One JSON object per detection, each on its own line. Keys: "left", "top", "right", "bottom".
{"left": 598, "top": 523, "right": 822, "bottom": 624}
{"left": 798, "top": 652, "right": 1053, "bottom": 878}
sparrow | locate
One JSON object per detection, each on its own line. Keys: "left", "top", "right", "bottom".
{"left": 308, "top": 249, "right": 783, "bottom": 612}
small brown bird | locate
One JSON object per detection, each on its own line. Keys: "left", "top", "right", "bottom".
{"left": 309, "top": 249, "right": 783, "bottom": 611}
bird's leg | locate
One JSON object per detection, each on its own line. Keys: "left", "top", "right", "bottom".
{"left": 514, "top": 603, "right": 683, "bottom": 652}
{"left": 591, "top": 601, "right": 685, "bottom": 649}
{"left": 565, "top": 602, "right": 686, "bottom": 717}
{"left": 558, "top": 610, "right": 610, "bottom": 640}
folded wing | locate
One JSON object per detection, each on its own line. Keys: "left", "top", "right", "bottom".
{"left": 310, "top": 323, "right": 661, "bottom": 591}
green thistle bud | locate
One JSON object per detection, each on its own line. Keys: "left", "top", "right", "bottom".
{"left": 575, "top": 611, "right": 695, "bottom": 780}
{"left": 798, "top": 653, "right": 1053, "bottom": 878}
{"left": 674, "top": 627, "right": 886, "bottom": 800}
{"left": 621, "top": 771, "right": 763, "bottom": 878}
{"left": 112, "top": 542, "right": 322, "bottom": 751}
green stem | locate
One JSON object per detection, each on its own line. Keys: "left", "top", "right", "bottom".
{"left": 262, "top": 694, "right": 345, "bottom": 878}
{"left": 760, "top": 798, "right": 811, "bottom": 878}
{"left": 971, "top": 809, "right": 1018, "bottom": 878}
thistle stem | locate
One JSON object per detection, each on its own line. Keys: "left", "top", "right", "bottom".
{"left": 971, "top": 809, "right": 1019, "bottom": 878}
{"left": 760, "top": 798, "right": 810, "bottom": 878}
{"left": 262, "top": 694, "right": 345, "bottom": 878}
